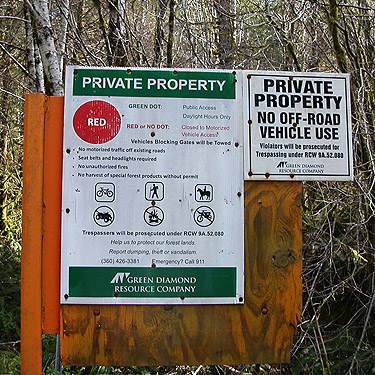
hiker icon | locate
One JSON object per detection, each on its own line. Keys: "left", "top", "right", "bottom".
{"left": 93, "top": 206, "right": 115, "bottom": 227}
{"left": 145, "top": 182, "right": 164, "bottom": 201}
{"left": 195, "top": 184, "right": 213, "bottom": 202}
{"left": 193, "top": 206, "right": 215, "bottom": 227}
{"left": 144, "top": 206, "right": 164, "bottom": 226}
{"left": 151, "top": 184, "right": 159, "bottom": 198}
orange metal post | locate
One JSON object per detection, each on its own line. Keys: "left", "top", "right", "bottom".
{"left": 42, "top": 96, "right": 64, "bottom": 333}
{"left": 21, "top": 94, "right": 46, "bottom": 374}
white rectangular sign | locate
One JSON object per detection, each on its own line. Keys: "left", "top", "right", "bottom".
{"left": 244, "top": 71, "right": 353, "bottom": 180}
{"left": 61, "top": 67, "right": 244, "bottom": 305}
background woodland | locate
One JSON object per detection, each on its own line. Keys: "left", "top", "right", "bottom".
{"left": 0, "top": 0, "right": 375, "bottom": 373}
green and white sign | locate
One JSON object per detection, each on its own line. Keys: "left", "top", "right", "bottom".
{"left": 69, "top": 267, "right": 236, "bottom": 299}
{"left": 61, "top": 67, "right": 244, "bottom": 305}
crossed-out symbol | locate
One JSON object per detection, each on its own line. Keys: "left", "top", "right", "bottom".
{"left": 193, "top": 206, "right": 215, "bottom": 227}
{"left": 93, "top": 206, "right": 115, "bottom": 227}
{"left": 144, "top": 206, "right": 164, "bottom": 226}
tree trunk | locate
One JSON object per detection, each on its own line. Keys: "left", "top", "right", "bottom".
{"left": 56, "top": 0, "right": 69, "bottom": 71}
{"left": 327, "top": 0, "right": 349, "bottom": 73}
{"left": 108, "top": 0, "right": 129, "bottom": 66}
{"left": 26, "top": 0, "right": 63, "bottom": 95}
{"left": 0, "top": 60, "right": 10, "bottom": 233}
{"left": 92, "top": 0, "right": 112, "bottom": 66}
{"left": 166, "top": 0, "right": 176, "bottom": 67}
{"left": 213, "top": 0, "right": 234, "bottom": 68}
{"left": 154, "top": 0, "right": 169, "bottom": 67}
{"left": 24, "top": 3, "right": 44, "bottom": 92}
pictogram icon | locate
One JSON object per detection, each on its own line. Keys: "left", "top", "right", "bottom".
{"left": 95, "top": 182, "right": 115, "bottom": 202}
{"left": 195, "top": 184, "right": 213, "bottom": 202}
{"left": 144, "top": 206, "right": 164, "bottom": 226}
{"left": 145, "top": 181, "right": 164, "bottom": 201}
{"left": 193, "top": 206, "right": 215, "bottom": 227}
{"left": 93, "top": 206, "right": 115, "bottom": 227}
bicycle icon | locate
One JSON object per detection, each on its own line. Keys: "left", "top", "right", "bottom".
{"left": 95, "top": 182, "right": 115, "bottom": 202}
{"left": 193, "top": 206, "right": 215, "bottom": 227}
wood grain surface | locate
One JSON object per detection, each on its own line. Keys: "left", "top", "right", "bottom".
{"left": 42, "top": 96, "right": 64, "bottom": 334}
{"left": 61, "top": 180, "right": 302, "bottom": 366}
{"left": 21, "top": 94, "right": 46, "bottom": 373}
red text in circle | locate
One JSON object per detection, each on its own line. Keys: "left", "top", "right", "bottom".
{"left": 73, "top": 100, "right": 121, "bottom": 144}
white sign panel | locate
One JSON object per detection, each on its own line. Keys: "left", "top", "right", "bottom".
{"left": 244, "top": 71, "right": 353, "bottom": 180}
{"left": 61, "top": 67, "right": 244, "bottom": 305}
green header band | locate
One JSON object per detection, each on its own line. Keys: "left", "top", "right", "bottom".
{"left": 69, "top": 266, "right": 236, "bottom": 298}
{"left": 72, "top": 69, "right": 236, "bottom": 99}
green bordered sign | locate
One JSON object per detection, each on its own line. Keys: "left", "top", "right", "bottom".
{"left": 61, "top": 67, "right": 244, "bottom": 305}
{"left": 69, "top": 267, "right": 236, "bottom": 299}
{"left": 73, "top": 69, "right": 235, "bottom": 99}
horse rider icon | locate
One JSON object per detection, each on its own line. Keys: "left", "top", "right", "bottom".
{"left": 195, "top": 184, "right": 213, "bottom": 202}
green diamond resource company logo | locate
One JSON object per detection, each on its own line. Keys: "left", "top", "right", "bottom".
{"left": 69, "top": 267, "right": 236, "bottom": 299}
{"left": 110, "top": 272, "right": 130, "bottom": 284}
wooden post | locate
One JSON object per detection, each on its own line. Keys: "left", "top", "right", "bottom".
{"left": 21, "top": 94, "right": 46, "bottom": 374}
{"left": 42, "top": 96, "right": 64, "bottom": 334}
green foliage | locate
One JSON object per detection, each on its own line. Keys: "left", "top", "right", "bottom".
{"left": 291, "top": 327, "right": 375, "bottom": 374}
{"left": 0, "top": 348, "right": 21, "bottom": 374}
{"left": 0, "top": 96, "right": 23, "bottom": 371}
{"left": 0, "top": 246, "right": 20, "bottom": 341}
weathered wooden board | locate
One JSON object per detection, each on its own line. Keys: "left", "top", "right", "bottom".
{"left": 42, "top": 96, "right": 64, "bottom": 334}
{"left": 21, "top": 94, "right": 46, "bottom": 373}
{"left": 61, "top": 180, "right": 302, "bottom": 366}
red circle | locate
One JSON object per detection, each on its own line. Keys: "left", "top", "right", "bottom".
{"left": 73, "top": 100, "right": 121, "bottom": 144}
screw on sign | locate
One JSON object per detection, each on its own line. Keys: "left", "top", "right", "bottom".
{"left": 73, "top": 100, "right": 121, "bottom": 144}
